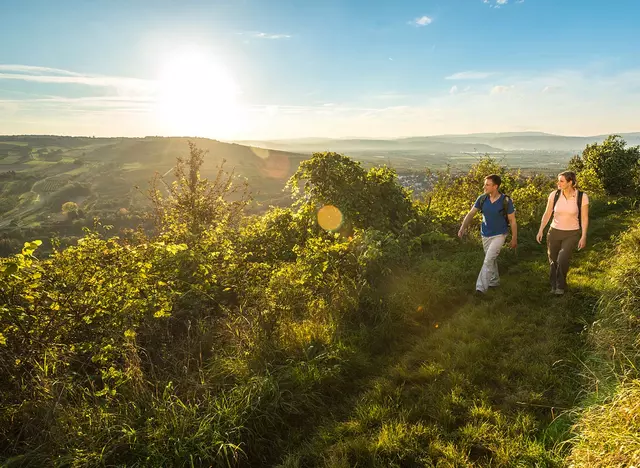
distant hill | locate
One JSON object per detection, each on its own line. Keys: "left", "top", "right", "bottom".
{"left": 235, "top": 138, "right": 502, "bottom": 154}
{"left": 235, "top": 132, "right": 640, "bottom": 153}
{"left": 0, "top": 136, "right": 308, "bottom": 235}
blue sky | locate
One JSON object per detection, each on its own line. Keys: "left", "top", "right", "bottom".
{"left": 1, "top": 0, "right": 639, "bottom": 139}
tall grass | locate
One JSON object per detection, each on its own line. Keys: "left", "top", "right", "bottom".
{"left": 566, "top": 206, "right": 640, "bottom": 467}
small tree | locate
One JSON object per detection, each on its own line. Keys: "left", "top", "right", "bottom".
{"left": 61, "top": 201, "right": 78, "bottom": 213}
{"left": 286, "top": 151, "right": 419, "bottom": 234}
{"left": 61, "top": 201, "right": 79, "bottom": 220}
{"left": 569, "top": 135, "right": 640, "bottom": 196}
{"left": 147, "top": 142, "right": 251, "bottom": 242}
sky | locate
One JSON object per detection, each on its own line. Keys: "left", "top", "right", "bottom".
{"left": 1, "top": 0, "right": 639, "bottom": 140}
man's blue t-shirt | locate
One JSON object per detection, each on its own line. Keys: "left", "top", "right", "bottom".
{"left": 474, "top": 194, "right": 515, "bottom": 237}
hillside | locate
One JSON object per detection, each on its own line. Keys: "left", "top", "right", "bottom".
{"left": 0, "top": 136, "right": 307, "bottom": 252}
{"left": 233, "top": 138, "right": 504, "bottom": 154}
{"left": 236, "top": 131, "right": 640, "bottom": 154}
{"left": 1, "top": 140, "right": 639, "bottom": 466}
{"left": 0, "top": 136, "right": 306, "bottom": 204}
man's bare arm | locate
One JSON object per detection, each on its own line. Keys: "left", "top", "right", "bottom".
{"left": 458, "top": 206, "right": 479, "bottom": 237}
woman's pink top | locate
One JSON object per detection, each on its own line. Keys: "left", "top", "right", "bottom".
{"left": 549, "top": 190, "right": 589, "bottom": 231}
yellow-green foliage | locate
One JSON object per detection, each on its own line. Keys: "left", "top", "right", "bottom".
{"left": 568, "top": 220, "right": 640, "bottom": 467}
{"left": 2, "top": 139, "right": 635, "bottom": 466}
{"left": 286, "top": 152, "right": 425, "bottom": 235}
{"left": 427, "top": 157, "right": 554, "bottom": 230}
{"left": 589, "top": 221, "right": 640, "bottom": 358}
{"left": 0, "top": 146, "right": 438, "bottom": 466}
{"left": 568, "top": 380, "right": 640, "bottom": 467}
{"left": 569, "top": 135, "right": 640, "bottom": 197}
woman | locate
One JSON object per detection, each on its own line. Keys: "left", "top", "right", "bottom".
{"left": 536, "top": 171, "right": 589, "bottom": 295}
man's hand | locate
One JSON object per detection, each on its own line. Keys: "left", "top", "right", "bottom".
{"left": 578, "top": 237, "right": 587, "bottom": 250}
{"left": 536, "top": 230, "right": 543, "bottom": 244}
{"left": 509, "top": 238, "right": 518, "bottom": 249}
{"left": 458, "top": 226, "right": 466, "bottom": 238}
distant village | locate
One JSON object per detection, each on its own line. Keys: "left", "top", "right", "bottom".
{"left": 397, "top": 172, "right": 438, "bottom": 196}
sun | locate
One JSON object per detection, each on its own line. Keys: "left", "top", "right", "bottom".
{"left": 155, "top": 50, "right": 243, "bottom": 137}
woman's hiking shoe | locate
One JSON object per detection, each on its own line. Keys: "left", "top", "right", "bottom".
{"left": 553, "top": 289, "right": 565, "bottom": 295}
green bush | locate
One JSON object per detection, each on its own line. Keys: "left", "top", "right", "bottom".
{"left": 1, "top": 145, "right": 438, "bottom": 465}
{"left": 426, "top": 156, "right": 554, "bottom": 232}
{"left": 569, "top": 134, "right": 640, "bottom": 196}
{"left": 286, "top": 152, "right": 425, "bottom": 236}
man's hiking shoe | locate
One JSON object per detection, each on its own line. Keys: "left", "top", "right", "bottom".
{"left": 475, "top": 289, "right": 488, "bottom": 300}
{"left": 554, "top": 289, "right": 565, "bottom": 295}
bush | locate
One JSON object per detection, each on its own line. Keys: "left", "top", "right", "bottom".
{"left": 0, "top": 145, "right": 438, "bottom": 465}
{"left": 286, "top": 152, "right": 425, "bottom": 236}
{"left": 426, "top": 156, "right": 553, "bottom": 232}
{"left": 569, "top": 135, "right": 640, "bottom": 196}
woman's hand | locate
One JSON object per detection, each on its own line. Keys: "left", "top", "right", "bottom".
{"left": 578, "top": 236, "right": 587, "bottom": 250}
{"left": 536, "top": 230, "right": 544, "bottom": 244}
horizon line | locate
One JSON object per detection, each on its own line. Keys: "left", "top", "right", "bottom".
{"left": 2, "top": 130, "right": 639, "bottom": 141}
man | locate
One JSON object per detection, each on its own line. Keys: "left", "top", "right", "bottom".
{"left": 458, "top": 174, "right": 518, "bottom": 295}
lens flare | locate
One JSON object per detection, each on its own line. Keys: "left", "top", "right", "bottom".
{"left": 317, "top": 205, "right": 343, "bottom": 231}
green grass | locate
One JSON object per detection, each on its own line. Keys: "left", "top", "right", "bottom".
{"left": 122, "top": 162, "right": 143, "bottom": 171}
{"left": 567, "top": 379, "right": 640, "bottom": 466}
{"left": 277, "top": 203, "right": 639, "bottom": 467}
{"left": 65, "top": 166, "right": 90, "bottom": 176}
{"left": 561, "top": 207, "right": 640, "bottom": 467}
{"left": 0, "top": 155, "right": 21, "bottom": 165}
{"left": 24, "top": 160, "right": 59, "bottom": 168}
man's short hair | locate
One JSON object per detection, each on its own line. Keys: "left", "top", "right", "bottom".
{"left": 485, "top": 174, "right": 502, "bottom": 187}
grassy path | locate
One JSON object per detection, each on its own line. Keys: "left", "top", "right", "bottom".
{"left": 276, "top": 205, "right": 634, "bottom": 467}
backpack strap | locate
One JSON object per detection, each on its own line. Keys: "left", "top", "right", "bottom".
{"left": 501, "top": 194, "right": 511, "bottom": 226}
{"left": 477, "top": 194, "right": 489, "bottom": 213}
{"left": 577, "top": 190, "right": 583, "bottom": 230}
{"left": 552, "top": 189, "right": 561, "bottom": 211}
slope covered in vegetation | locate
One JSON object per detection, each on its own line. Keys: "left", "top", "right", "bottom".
{"left": 1, "top": 136, "right": 639, "bottom": 466}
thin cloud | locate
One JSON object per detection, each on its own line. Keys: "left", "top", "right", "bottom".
{"left": 0, "top": 96, "right": 155, "bottom": 114}
{"left": 369, "top": 91, "right": 413, "bottom": 100}
{"left": 0, "top": 64, "right": 83, "bottom": 76}
{"left": 0, "top": 65, "right": 155, "bottom": 93}
{"left": 484, "top": 0, "right": 523, "bottom": 7}
{"left": 542, "top": 85, "right": 563, "bottom": 94}
{"left": 413, "top": 16, "right": 433, "bottom": 26}
{"left": 449, "top": 85, "right": 459, "bottom": 95}
{"left": 241, "top": 31, "right": 291, "bottom": 39}
{"left": 446, "top": 71, "right": 495, "bottom": 80}
{"left": 490, "top": 85, "right": 514, "bottom": 94}
{"left": 0, "top": 73, "right": 152, "bottom": 90}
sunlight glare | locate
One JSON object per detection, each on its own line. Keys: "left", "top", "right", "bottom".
{"left": 317, "top": 205, "right": 343, "bottom": 232}
{"left": 155, "top": 50, "right": 243, "bottom": 137}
